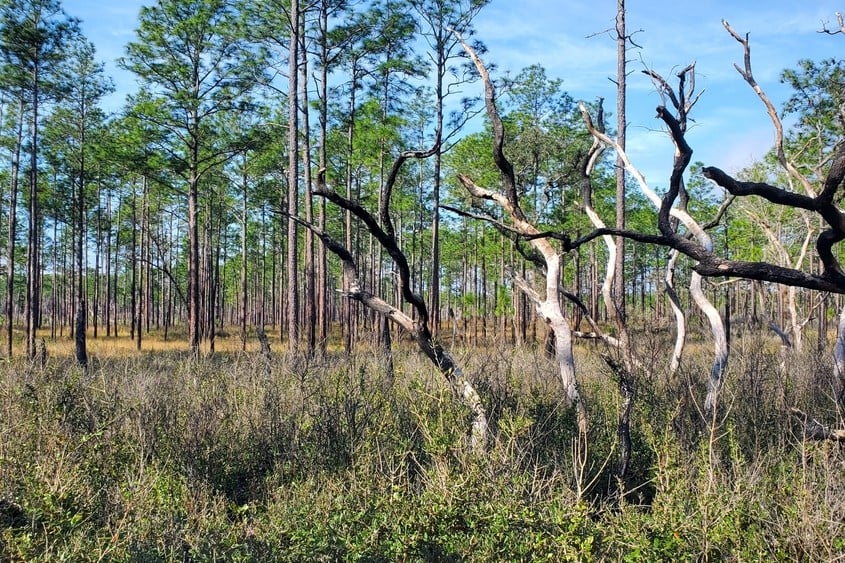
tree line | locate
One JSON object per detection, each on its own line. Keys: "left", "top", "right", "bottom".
{"left": 0, "top": 0, "right": 494, "bottom": 360}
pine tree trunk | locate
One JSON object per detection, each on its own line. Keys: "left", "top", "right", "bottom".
{"left": 5, "top": 99, "right": 22, "bottom": 357}
{"left": 286, "top": 0, "right": 300, "bottom": 354}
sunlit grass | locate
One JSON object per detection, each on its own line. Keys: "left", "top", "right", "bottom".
{"left": 6, "top": 325, "right": 286, "bottom": 359}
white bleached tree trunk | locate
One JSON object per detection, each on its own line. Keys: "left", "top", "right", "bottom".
{"left": 454, "top": 31, "right": 588, "bottom": 434}
{"left": 834, "top": 306, "right": 845, "bottom": 402}
{"left": 579, "top": 97, "right": 729, "bottom": 417}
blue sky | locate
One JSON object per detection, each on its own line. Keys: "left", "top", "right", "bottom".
{"left": 472, "top": 0, "right": 844, "bottom": 188}
{"left": 63, "top": 0, "right": 844, "bottom": 189}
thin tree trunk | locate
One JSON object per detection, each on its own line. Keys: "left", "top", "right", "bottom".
{"left": 834, "top": 305, "right": 845, "bottom": 401}
{"left": 317, "top": 1, "right": 330, "bottom": 353}
{"left": 130, "top": 185, "right": 138, "bottom": 347}
{"left": 613, "top": 0, "right": 627, "bottom": 341}
{"left": 50, "top": 221, "right": 58, "bottom": 340}
{"left": 93, "top": 178, "right": 102, "bottom": 339}
{"left": 240, "top": 164, "right": 248, "bottom": 352}
{"left": 343, "top": 60, "right": 357, "bottom": 356}
{"left": 105, "top": 192, "right": 112, "bottom": 337}
{"left": 665, "top": 249, "right": 686, "bottom": 375}
{"left": 6, "top": 98, "right": 23, "bottom": 357}
{"left": 286, "top": 0, "right": 300, "bottom": 354}
{"left": 188, "top": 169, "right": 199, "bottom": 354}
{"left": 300, "top": 26, "right": 316, "bottom": 356}
{"left": 74, "top": 114, "right": 88, "bottom": 368}
{"left": 25, "top": 70, "right": 40, "bottom": 360}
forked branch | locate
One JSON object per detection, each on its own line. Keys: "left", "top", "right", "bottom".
{"left": 722, "top": 19, "right": 816, "bottom": 197}
{"left": 453, "top": 29, "right": 587, "bottom": 433}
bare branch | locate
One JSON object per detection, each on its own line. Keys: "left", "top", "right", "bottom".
{"left": 790, "top": 408, "right": 845, "bottom": 441}
{"left": 284, "top": 194, "right": 489, "bottom": 450}
{"left": 450, "top": 29, "right": 521, "bottom": 215}
{"left": 455, "top": 32, "right": 587, "bottom": 432}
{"left": 440, "top": 204, "right": 522, "bottom": 236}
{"left": 643, "top": 69, "right": 681, "bottom": 111}
{"left": 314, "top": 169, "right": 429, "bottom": 324}
{"left": 578, "top": 101, "right": 707, "bottom": 244}
{"left": 819, "top": 11, "right": 845, "bottom": 35}
{"left": 701, "top": 194, "right": 736, "bottom": 230}
{"left": 701, "top": 167, "right": 815, "bottom": 210}
{"left": 702, "top": 162, "right": 845, "bottom": 282}
{"left": 381, "top": 145, "right": 441, "bottom": 238}
{"left": 722, "top": 19, "right": 817, "bottom": 197}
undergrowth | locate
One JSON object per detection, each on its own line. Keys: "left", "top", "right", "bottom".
{"left": 1, "top": 332, "right": 844, "bottom": 561}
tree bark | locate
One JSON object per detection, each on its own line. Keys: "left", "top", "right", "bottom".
{"left": 74, "top": 298, "right": 87, "bottom": 369}
{"left": 5, "top": 98, "right": 22, "bottom": 357}
{"left": 240, "top": 164, "right": 248, "bottom": 352}
{"left": 300, "top": 16, "right": 316, "bottom": 356}
{"left": 25, "top": 62, "right": 40, "bottom": 360}
{"left": 614, "top": 0, "right": 627, "bottom": 347}
{"left": 286, "top": 0, "right": 301, "bottom": 355}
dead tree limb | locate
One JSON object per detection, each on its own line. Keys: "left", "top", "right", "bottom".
{"left": 723, "top": 20, "right": 817, "bottom": 198}
{"left": 835, "top": 309, "right": 845, "bottom": 401}
{"left": 580, "top": 95, "right": 729, "bottom": 417}
{"left": 578, "top": 98, "right": 633, "bottom": 370}
{"left": 820, "top": 12, "right": 845, "bottom": 35}
{"left": 575, "top": 100, "right": 845, "bottom": 293}
{"left": 309, "top": 170, "right": 489, "bottom": 451}
{"left": 577, "top": 98, "right": 637, "bottom": 482}
{"left": 717, "top": 20, "right": 845, "bottom": 389}
{"left": 790, "top": 407, "right": 845, "bottom": 441}
{"left": 665, "top": 249, "right": 685, "bottom": 375}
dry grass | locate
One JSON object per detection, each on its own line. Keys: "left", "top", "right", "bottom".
{"left": 18, "top": 326, "right": 286, "bottom": 358}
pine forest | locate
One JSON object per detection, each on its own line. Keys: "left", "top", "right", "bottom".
{"left": 3, "top": 0, "right": 845, "bottom": 559}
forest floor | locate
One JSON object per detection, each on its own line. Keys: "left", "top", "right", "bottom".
{"left": 2, "top": 327, "right": 845, "bottom": 561}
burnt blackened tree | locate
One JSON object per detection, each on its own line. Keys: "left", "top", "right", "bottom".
{"left": 300, "top": 165, "right": 490, "bottom": 450}
{"left": 578, "top": 20, "right": 845, "bottom": 426}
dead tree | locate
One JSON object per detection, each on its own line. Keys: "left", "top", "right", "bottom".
{"left": 453, "top": 32, "right": 587, "bottom": 434}
{"left": 580, "top": 90, "right": 729, "bottom": 417}
{"left": 578, "top": 99, "right": 633, "bottom": 364}
{"left": 712, "top": 19, "right": 845, "bottom": 399}
{"left": 305, "top": 170, "right": 489, "bottom": 451}
{"left": 577, "top": 98, "right": 636, "bottom": 480}
{"left": 835, "top": 309, "right": 845, "bottom": 400}
{"left": 574, "top": 20, "right": 845, "bottom": 429}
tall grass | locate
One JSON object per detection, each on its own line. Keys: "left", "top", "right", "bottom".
{"left": 1, "top": 330, "right": 844, "bottom": 560}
